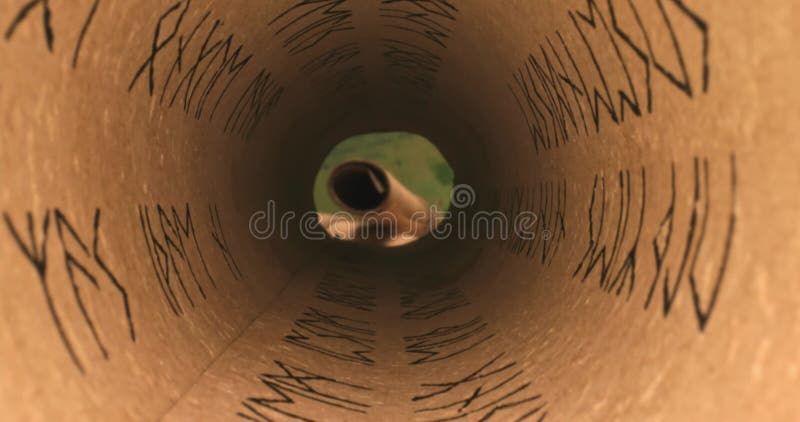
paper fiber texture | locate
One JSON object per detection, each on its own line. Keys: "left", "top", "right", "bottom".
{"left": 0, "top": 0, "right": 798, "bottom": 420}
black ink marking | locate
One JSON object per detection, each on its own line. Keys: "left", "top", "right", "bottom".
{"left": 284, "top": 307, "right": 376, "bottom": 365}
{"left": 573, "top": 167, "right": 645, "bottom": 299}
{"left": 412, "top": 353, "right": 549, "bottom": 421}
{"left": 129, "top": 0, "right": 190, "bottom": 95}
{"left": 379, "top": 0, "right": 459, "bottom": 103}
{"left": 315, "top": 266, "right": 377, "bottom": 312}
{"left": 301, "top": 41, "right": 359, "bottom": 76}
{"left": 269, "top": 0, "right": 355, "bottom": 56}
{"left": 71, "top": 0, "right": 99, "bottom": 68}
{"left": 238, "top": 360, "right": 372, "bottom": 421}
{"left": 404, "top": 316, "right": 495, "bottom": 365}
{"left": 497, "top": 179, "right": 567, "bottom": 267}
{"left": 129, "top": 1, "right": 283, "bottom": 140}
{"left": 299, "top": 41, "right": 365, "bottom": 97}
{"left": 379, "top": 0, "right": 457, "bottom": 48}
{"left": 138, "top": 204, "right": 238, "bottom": 316}
{"left": 509, "top": 0, "right": 709, "bottom": 154}
{"left": 208, "top": 203, "right": 242, "bottom": 280}
{"left": 643, "top": 155, "right": 737, "bottom": 331}
{"left": 564, "top": 155, "right": 736, "bottom": 331}
{"left": 224, "top": 68, "right": 284, "bottom": 140}
{"left": 383, "top": 37, "right": 441, "bottom": 98}
{"left": 4, "top": 208, "right": 134, "bottom": 373}
{"left": 4, "top": 0, "right": 54, "bottom": 52}
{"left": 401, "top": 286, "right": 469, "bottom": 320}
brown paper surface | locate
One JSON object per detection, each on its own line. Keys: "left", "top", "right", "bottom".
{"left": 0, "top": 0, "right": 798, "bottom": 420}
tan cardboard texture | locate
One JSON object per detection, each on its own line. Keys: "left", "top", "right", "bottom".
{"left": 0, "top": 0, "right": 798, "bottom": 421}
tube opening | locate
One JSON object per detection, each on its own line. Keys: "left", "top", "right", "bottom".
{"left": 329, "top": 161, "right": 389, "bottom": 211}
{"left": 313, "top": 132, "right": 454, "bottom": 246}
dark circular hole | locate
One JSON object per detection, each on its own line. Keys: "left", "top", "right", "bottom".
{"left": 329, "top": 162, "right": 389, "bottom": 211}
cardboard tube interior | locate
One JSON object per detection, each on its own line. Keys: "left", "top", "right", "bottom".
{"left": 0, "top": 1, "right": 798, "bottom": 421}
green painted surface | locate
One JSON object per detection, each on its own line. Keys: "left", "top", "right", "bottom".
{"left": 313, "top": 132, "right": 454, "bottom": 213}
